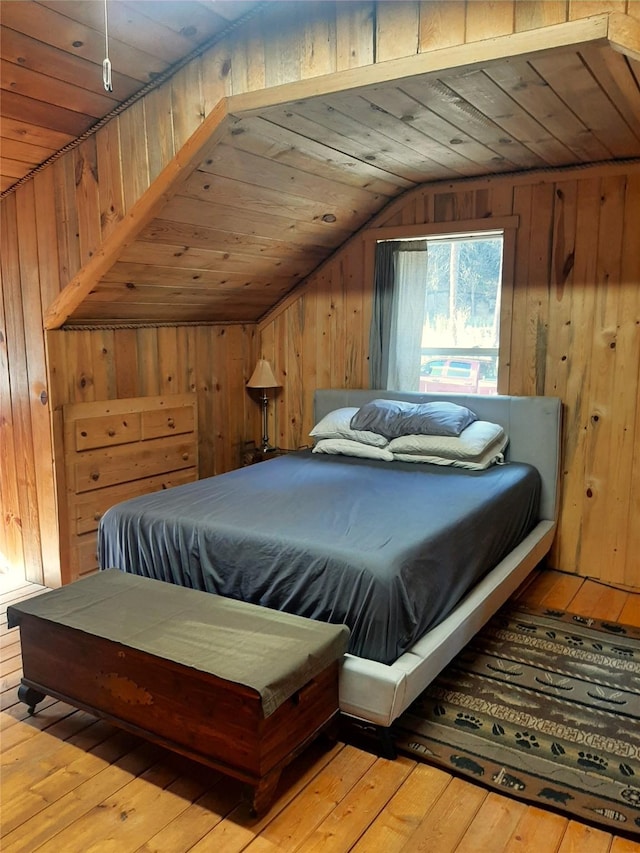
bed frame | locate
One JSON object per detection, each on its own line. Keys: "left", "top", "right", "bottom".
{"left": 313, "top": 390, "right": 562, "bottom": 734}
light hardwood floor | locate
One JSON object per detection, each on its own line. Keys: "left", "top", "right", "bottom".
{"left": 1, "top": 570, "right": 639, "bottom": 853}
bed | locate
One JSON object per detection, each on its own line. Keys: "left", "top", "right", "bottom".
{"left": 98, "top": 389, "right": 561, "bottom": 732}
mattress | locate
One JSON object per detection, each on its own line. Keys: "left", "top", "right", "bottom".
{"left": 98, "top": 451, "right": 540, "bottom": 665}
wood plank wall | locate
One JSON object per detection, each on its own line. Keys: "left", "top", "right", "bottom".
{"left": 259, "top": 161, "right": 640, "bottom": 589}
{"left": 1, "top": 0, "right": 638, "bottom": 587}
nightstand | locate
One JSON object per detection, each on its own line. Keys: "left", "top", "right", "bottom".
{"left": 241, "top": 441, "right": 309, "bottom": 466}
{"left": 242, "top": 441, "right": 289, "bottom": 466}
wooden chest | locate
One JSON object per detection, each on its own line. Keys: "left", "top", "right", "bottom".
{"left": 8, "top": 570, "right": 349, "bottom": 815}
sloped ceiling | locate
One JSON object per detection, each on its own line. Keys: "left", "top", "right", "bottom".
{"left": 0, "top": 0, "right": 264, "bottom": 192}
{"left": 5, "top": 7, "right": 640, "bottom": 328}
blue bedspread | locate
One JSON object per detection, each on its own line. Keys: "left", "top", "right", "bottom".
{"left": 98, "top": 451, "right": 540, "bottom": 665}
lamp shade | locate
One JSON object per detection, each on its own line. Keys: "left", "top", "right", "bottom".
{"left": 247, "top": 359, "right": 280, "bottom": 389}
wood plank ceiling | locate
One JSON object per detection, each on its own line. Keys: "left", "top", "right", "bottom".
{"left": 0, "top": 0, "right": 263, "bottom": 191}
{"left": 2, "top": 4, "right": 640, "bottom": 327}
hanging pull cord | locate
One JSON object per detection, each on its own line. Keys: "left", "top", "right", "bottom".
{"left": 103, "top": 0, "right": 113, "bottom": 92}
{"left": 103, "top": 57, "right": 112, "bottom": 93}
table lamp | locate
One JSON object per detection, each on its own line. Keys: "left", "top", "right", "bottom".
{"left": 246, "top": 359, "right": 281, "bottom": 453}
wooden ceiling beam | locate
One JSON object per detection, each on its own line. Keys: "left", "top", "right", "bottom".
{"left": 228, "top": 14, "right": 615, "bottom": 116}
{"left": 43, "top": 98, "right": 230, "bottom": 330}
{"left": 607, "top": 11, "right": 640, "bottom": 62}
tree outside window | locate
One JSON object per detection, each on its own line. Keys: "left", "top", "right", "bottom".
{"left": 419, "top": 233, "right": 503, "bottom": 396}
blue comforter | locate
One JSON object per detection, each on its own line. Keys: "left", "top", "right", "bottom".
{"left": 98, "top": 451, "right": 540, "bottom": 665}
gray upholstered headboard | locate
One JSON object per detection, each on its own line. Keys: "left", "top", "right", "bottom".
{"left": 314, "top": 390, "right": 562, "bottom": 523}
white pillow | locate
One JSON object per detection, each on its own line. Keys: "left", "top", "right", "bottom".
{"left": 309, "top": 407, "right": 389, "bottom": 448}
{"left": 388, "top": 420, "right": 505, "bottom": 458}
{"left": 312, "top": 439, "right": 394, "bottom": 461}
{"left": 390, "top": 421, "right": 509, "bottom": 470}
{"left": 392, "top": 445, "right": 506, "bottom": 470}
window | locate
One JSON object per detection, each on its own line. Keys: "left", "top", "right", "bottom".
{"left": 371, "top": 230, "right": 504, "bottom": 396}
{"left": 419, "top": 233, "right": 503, "bottom": 396}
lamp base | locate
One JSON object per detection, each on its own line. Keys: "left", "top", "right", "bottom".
{"left": 260, "top": 393, "right": 275, "bottom": 455}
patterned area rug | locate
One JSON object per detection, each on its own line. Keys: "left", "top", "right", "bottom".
{"left": 394, "top": 605, "right": 640, "bottom": 835}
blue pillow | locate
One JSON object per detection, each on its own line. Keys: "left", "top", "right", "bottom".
{"left": 350, "top": 399, "right": 477, "bottom": 439}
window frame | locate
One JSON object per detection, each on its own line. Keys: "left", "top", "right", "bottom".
{"left": 364, "top": 215, "right": 518, "bottom": 395}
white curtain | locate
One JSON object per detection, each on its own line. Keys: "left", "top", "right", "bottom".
{"left": 385, "top": 241, "right": 428, "bottom": 391}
